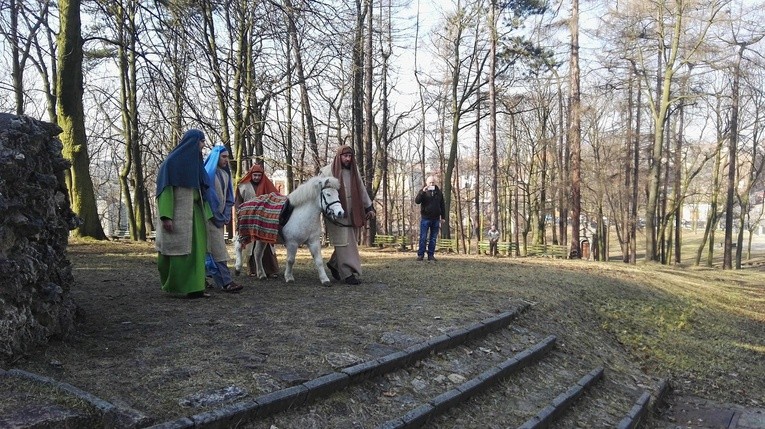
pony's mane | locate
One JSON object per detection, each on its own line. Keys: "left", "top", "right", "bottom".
{"left": 287, "top": 176, "right": 340, "bottom": 206}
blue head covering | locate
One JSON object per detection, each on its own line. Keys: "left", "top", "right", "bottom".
{"left": 155, "top": 129, "right": 209, "bottom": 197}
{"left": 203, "top": 145, "right": 234, "bottom": 224}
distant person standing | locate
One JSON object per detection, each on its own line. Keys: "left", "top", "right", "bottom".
{"left": 415, "top": 176, "right": 445, "bottom": 262}
{"left": 487, "top": 224, "right": 500, "bottom": 257}
{"left": 155, "top": 129, "right": 213, "bottom": 299}
{"left": 203, "top": 146, "right": 241, "bottom": 292}
{"left": 320, "top": 145, "right": 376, "bottom": 285}
{"left": 235, "top": 164, "right": 281, "bottom": 277}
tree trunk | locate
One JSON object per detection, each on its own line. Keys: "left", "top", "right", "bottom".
{"left": 489, "top": 0, "right": 499, "bottom": 230}
{"left": 556, "top": 74, "right": 568, "bottom": 248}
{"left": 285, "top": 34, "right": 295, "bottom": 192}
{"left": 474, "top": 83, "right": 481, "bottom": 250}
{"left": 117, "top": 0, "right": 145, "bottom": 240}
{"left": 630, "top": 64, "right": 641, "bottom": 265}
{"left": 363, "top": 0, "right": 374, "bottom": 245}
{"left": 568, "top": 0, "right": 581, "bottom": 258}
{"left": 413, "top": 0, "right": 427, "bottom": 183}
{"left": 352, "top": 0, "right": 364, "bottom": 158}
{"left": 57, "top": 0, "right": 106, "bottom": 239}
{"left": 10, "top": 0, "right": 23, "bottom": 115}
{"left": 537, "top": 108, "right": 549, "bottom": 245}
{"left": 723, "top": 45, "right": 742, "bottom": 269}
{"left": 380, "top": 0, "right": 391, "bottom": 235}
{"left": 622, "top": 62, "right": 635, "bottom": 263}
{"left": 644, "top": 2, "right": 696, "bottom": 262}
{"left": 441, "top": 6, "right": 465, "bottom": 240}
{"left": 695, "top": 140, "right": 723, "bottom": 266}
{"left": 659, "top": 116, "right": 671, "bottom": 263}
{"left": 455, "top": 158, "right": 464, "bottom": 253}
{"left": 673, "top": 75, "right": 688, "bottom": 264}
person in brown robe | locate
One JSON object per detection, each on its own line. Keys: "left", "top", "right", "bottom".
{"left": 235, "top": 164, "right": 281, "bottom": 277}
{"left": 320, "top": 145, "right": 376, "bottom": 285}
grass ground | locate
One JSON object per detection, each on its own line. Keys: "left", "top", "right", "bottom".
{"left": 2, "top": 230, "right": 764, "bottom": 427}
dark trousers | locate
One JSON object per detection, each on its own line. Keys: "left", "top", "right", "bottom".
{"left": 489, "top": 240, "right": 498, "bottom": 256}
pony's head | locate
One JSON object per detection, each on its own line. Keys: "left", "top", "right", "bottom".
{"left": 318, "top": 177, "right": 344, "bottom": 220}
{"left": 319, "top": 176, "right": 340, "bottom": 190}
{"left": 286, "top": 176, "right": 344, "bottom": 220}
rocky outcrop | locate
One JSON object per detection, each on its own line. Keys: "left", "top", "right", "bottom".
{"left": 0, "top": 113, "right": 79, "bottom": 365}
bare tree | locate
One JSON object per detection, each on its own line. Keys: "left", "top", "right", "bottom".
{"left": 436, "top": 0, "right": 489, "bottom": 239}
{"left": 567, "top": 0, "right": 581, "bottom": 258}
{"left": 283, "top": 0, "right": 321, "bottom": 172}
{"left": 92, "top": 0, "right": 147, "bottom": 240}
{"left": 718, "top": 6, "right": 764, "bottom": 268}
{"left": 488, "top": 0, "right": 498, "bottom": 230}
{"left": 2, "top": 0, "right": 47, "bottom": 114}
{"left": 640, "top": 0, "right": 726, "bottom": 262}
{"left": 0, "top": 0, "right": 57, "bottom": 119}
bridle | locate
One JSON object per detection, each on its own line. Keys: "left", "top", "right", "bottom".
{"left": 320, "top": 186, "right": 343, "bottom": 220}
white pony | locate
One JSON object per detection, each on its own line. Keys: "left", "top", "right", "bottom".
{"left": 234, "top": 176, "right": 344, "bottom": 286}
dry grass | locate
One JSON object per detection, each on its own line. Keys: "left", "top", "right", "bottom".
{"left": 3, "top": 232, "right": 764, "bottom": 427}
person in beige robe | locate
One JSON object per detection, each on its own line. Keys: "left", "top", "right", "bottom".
{"left": 320, "top": 145, "right": 375, "bottom": 285}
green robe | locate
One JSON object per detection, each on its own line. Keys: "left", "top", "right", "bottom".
{"left": 156, "top": 187, "right": 209, "bottom": 295}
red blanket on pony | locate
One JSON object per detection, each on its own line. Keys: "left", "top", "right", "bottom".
{"left": 237, "top": 192, "right": 287, "bottom": 245}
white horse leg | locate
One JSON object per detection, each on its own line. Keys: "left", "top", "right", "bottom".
{"left": 306, "top": 238, "right": 331, "bottom": 287}
{"left": 253, "top": 241, "right": 267, "bottom": 280}
{"left": 244, "top": 240, "right": 255, "bottom": 275}
{"left": 234, "top": 236, "right": 243, "bottom": 276}
{"left": 283, "top": 242, "right": 298, "bottom": 283}
{"left": 234, "top": 237, "right": 254, "bottom": 276}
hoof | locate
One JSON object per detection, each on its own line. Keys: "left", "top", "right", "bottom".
{"left": 322, "top": 281, "right": 332, "bottom": 287}
{"left": 258, "top": 274, "right": 267, "bottom": 280}
{"left": 234, "top": 269, "right": 240, "bottom": 276}
{"left": 285, "top": 278, "right": 295, "bottom": 283}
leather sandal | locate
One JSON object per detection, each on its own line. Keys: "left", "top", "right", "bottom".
{"left": 222, "top": 282, "right": 243, "bottom": 292}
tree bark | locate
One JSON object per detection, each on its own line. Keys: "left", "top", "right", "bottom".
{"left": 57, "top": 0, "right": 106, "bottom": 239}
{"left": 352, "top": 0, "right": 364, "bottom": 159}
{"left": 363, "top": 0, "right": 374, "bottom": 245}
{"left": 724, "top": 44, "right": 742, "bottom": 269}
{"left": 489, "top": 0, "right": 499, "bottom": 231}
{"left": 568, "top": 0, "right": 581, "bottom": 258}
{"left": 10, "top": 0, "right": 23, "bottom": 115}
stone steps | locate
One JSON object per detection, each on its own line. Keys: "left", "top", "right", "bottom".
{"left": 3, "top": 304, "right": 667, "bottom": 429}
{"left": 222, "top": 307, "right": 665, "bottom": 429}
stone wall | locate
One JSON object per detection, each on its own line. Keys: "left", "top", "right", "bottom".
{"left": 0, "top": 113, "right": 79, "bottom": 366}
